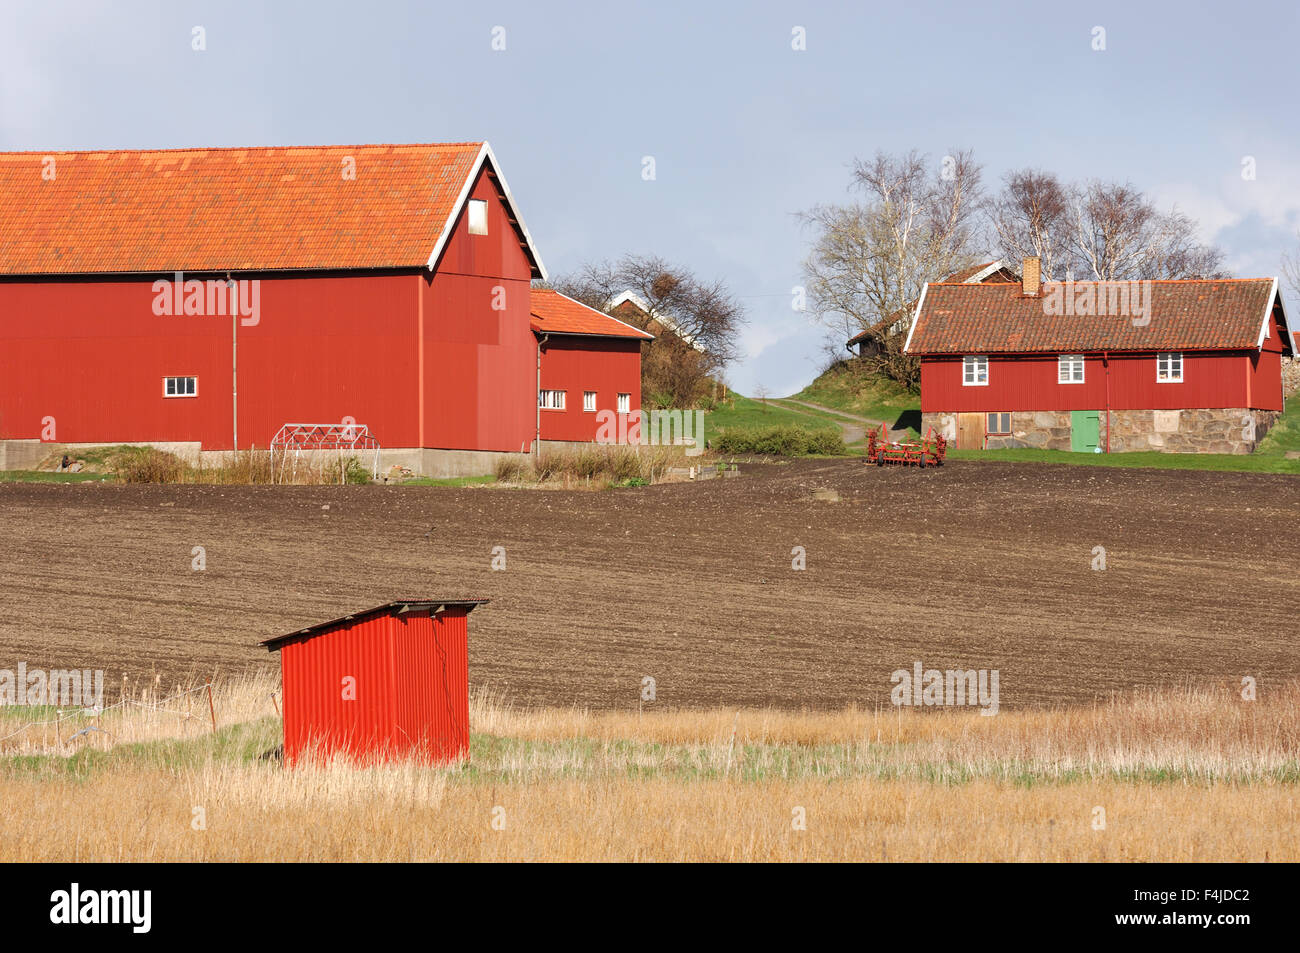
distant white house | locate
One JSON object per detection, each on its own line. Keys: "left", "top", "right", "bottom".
{"left": 608, "top": 290, "right": 708, "bottom": 353}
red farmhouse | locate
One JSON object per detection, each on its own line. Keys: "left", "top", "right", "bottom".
{"left": 906, "top": 258, "right": 1294, "bottom": 453}
{"left": 0, "top": 142, "right": 646, "bottom": 475}
{"left": 531, "top": 289, "right": 653, "bottom": 443}
{"left": 261, "top": 599, "right": 486, "bottom": 765}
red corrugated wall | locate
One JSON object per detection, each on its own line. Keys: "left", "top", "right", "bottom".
{"left": 539, "top": 336, "right": 643, "bottom": 441}
{"left": 422, "top": 168, "right": 537, "bottom": 452}
{"left": 0, "top": 271, "right": 420, "bottom": 449}
{"left": 919, "top": 351, "right": 1268, "bottom": 413}
{"left": 278, "top": 606, "right": 471, "bottom": 765}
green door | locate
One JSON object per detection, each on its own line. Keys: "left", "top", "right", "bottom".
{"left": 1070, "top": 410, "right": 1100, "bottom": 452}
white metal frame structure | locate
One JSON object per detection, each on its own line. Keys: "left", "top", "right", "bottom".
{"left": 270, "top": 422, "right": 382, "bottom": 484}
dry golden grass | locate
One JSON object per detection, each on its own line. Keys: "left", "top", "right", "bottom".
{"left": 1, "top": 676, "right": 1296, "bottom": 861}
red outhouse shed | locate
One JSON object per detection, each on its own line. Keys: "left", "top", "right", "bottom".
{"left": 261, "top": 598, "right": 487, "bottom": 765}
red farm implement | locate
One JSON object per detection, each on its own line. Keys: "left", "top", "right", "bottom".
{"left": 866, "top": 425, "right": 947, "bottom": 468}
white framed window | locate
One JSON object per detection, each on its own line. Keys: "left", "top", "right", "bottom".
{"left": 583, "top": 391, "right": 597, "bottom": 412}
{"left": 1058, "top": 354, "right": 1085, "bottom": 384}
{"left": 163, "top": 376, "right": 197, "bottom": 398}
{"left": 467, "top": 198, "right": 488, "bottom": 236}
{"left": 539, "top": 389, "right": 565, "bottom": 410}
{"left": 963, "top": 355, "right": 988, "bottom": 386}
{"left": 617, "top": 393, "right": 631, "bottom": 414}
{"left": 1156, "top": 352, "right": 1183, "bottom": 383}
{"left": 986, "top": 412, "right": 1011, "bottom": 435}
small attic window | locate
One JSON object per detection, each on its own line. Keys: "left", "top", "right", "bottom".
{"left": 468, "top": 199, "right": 488, "bottom": 236}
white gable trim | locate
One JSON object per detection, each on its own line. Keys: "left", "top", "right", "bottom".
{"left": 607, "top": 289, "right": 705, "bottom": 351}
{"left": 608, "top": 290, "right": 651, "bottom": 313}
{"left": 426, "top": 141, "right": 548, "bottom": 280}
{"left": 902, "top": 283, "right": 930, "bottom": 354}
{"left": 1262, "top": 279, "right": 1297, "bottom": 356}
{"left": 964, "top": 260, "right": 1006, "bottom": 284}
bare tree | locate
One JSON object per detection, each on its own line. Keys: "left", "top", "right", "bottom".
{"left": 988, "top": 169, "right": 1071, "bottom": 280}
{"left": 550, "top": 254, "right": 746, "bottom": 408}
{"left": 989, "top": 173, "right": 1226, "bottom": 281}
{"left": 800, "top": 149, "right": 984, "bottom": 389}
{"left": 1278, "top": 231, "right": 1300, "bottom": 302}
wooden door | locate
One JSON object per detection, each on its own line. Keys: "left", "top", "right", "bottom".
{"left": 957, "top": 413, "right": 984, "bottom": 450}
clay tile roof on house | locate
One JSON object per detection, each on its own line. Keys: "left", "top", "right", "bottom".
{"left": 0, "top": 142, "right": 544, "bottom": 276}
{"left": 907, "top": 278, "right": 1291, "bottom": 355}
{"left": 846, "top": 260, "right": 1014, "bottom": 347}
{"left": 531, "top": 289, "right": 654, "bottom": 339}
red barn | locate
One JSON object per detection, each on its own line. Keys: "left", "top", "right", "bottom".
{"left": 906, "top": 258, "right": 1295, "bottom": 453}
{"left": 261, "top": 599, "right": 486, "bottom": 765}
{"left": 0, "top": 142, "right": 635, "bottom": 476}
{"left": 531, "top": 289, "right": 653, "bottom": 443}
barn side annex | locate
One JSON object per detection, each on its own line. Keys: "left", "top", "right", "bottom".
{"left": 531, "top": 289, "right": 653, "bottom": 445}
{"left": 0, "top": 142, "right": 638, "bottom": 476}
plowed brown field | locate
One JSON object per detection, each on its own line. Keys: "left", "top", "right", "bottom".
{"left": 1, "top": 459, "right": 1296, "bottom": 710}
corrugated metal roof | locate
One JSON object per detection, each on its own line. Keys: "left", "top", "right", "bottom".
{"left": 261, "top": 599, "right": 488, "bottom": 651}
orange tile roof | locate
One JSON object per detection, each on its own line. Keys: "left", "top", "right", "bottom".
{"left": 0, "top": 142, "right": 539, "bottom": 274}
{"left": 846, "top": 261, "right": 1016, "bottom": 347}
{"left": 531, "top": 289, "right": 654, "bottom": 339}
{"left": 908, "top": 279, "right": 1286, "bottom": 354}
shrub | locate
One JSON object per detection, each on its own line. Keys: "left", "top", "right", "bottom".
{"left": 320, "top": 456, "right": 372, "bottom": 485}
{"left": 109, "top": 447, "right": 187, "bottom": 483}
{"left": 608, "top": 448, "right": 643, "bottom": 483}
{"left": 713, "top": 425, "right": 847, "bottom": 457}
{"left": 572, "top": 448, "right": 605, "bottom": 480}
{"left": 494, "top": 456, "right": 528, "bottom": 483}
{"left": 534, "top": 450, "right": 567, "bottom": 481}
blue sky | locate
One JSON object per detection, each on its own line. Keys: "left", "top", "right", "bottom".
{"left": 4, "top": 0, "right": 1298, "bottom": 395}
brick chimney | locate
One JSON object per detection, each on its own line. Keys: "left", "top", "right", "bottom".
{"left": 1022, "top": 256, "right": 1041, "bottom": 297}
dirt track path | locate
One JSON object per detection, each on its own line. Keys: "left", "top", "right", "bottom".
{"left": 771, "top": 399, "right": 870, "bottom": 444}
{"left": 1, "top": 459, "right": 1297, "bottom": 711}
{"left": 780, "top": 398, "right": 885, "bottom": 427}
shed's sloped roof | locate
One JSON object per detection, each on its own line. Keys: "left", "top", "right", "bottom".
{"left": 531, "top": 289, "right": 654, "bottom": 339}
{"left": 0, "top": 142, "right": 543, "bottom": 276}
{"left": 907, "top": 278, "right": 1288, "bottom": 354}
{"left": 261, "top": 599, "right": 488, "bottom": 651}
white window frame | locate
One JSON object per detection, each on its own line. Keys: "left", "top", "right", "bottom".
{"left": 467, "top": 198, "right": 489, "bottom": 236}
{"left": 1058, "top": 354, "right": 1085, "bottom": 384}
{"left": 163, "top": 376, "right": 197, "bottom": 398}
{"left": 1156, "top": 351, "right": 1183, "bottom": 383}
{"left": 583, "top": 391, "right": 597, "bottom": 413}
{"left": 538, "top": 389, "right": 565, "bottom": 410}
{"left": 962, "top": 355, "right": 988, "bottom": 386}
{"left": 986, "top": 412, "right": 1011, "bottom": 435}
{"left": 617, "top": 393, "right": 631, "bottom": 414}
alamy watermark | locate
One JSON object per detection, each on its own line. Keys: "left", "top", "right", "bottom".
{"left": 152, "top": 271, "right": 260, "bottom": 326}
{"left": 890, "top": 661, "right": 999, "bottom": 715}
{"left": 1042, "top": 280, "right": 1151, "bottom": 328}
{"left": 595, "top": 409, "right": 705, "bottom": 456}
{"left": 0, "top": 663, "right": 104, "bottom": 707}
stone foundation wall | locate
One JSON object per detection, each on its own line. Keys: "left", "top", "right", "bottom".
{"left": 991, "top": 412, "right": 1074, "bottom": 451}
{"left": 922, "top": 408, "right": 1278, "bottom": 455}
{"left": 1109, "top": 408, "right": 1277, "bottom": 454}
{"left": 1283, "top": 357, "right": 1300, "bottom": 400}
